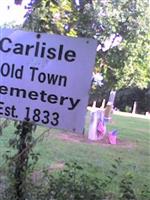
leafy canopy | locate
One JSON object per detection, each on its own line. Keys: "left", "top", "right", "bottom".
{"left": 23, "top": 0, "right": 150, "bottom": 89}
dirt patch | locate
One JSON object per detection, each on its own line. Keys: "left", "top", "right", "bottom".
{"left": 56, "top": 133, "right": 136, "bottom": 149}
{"left": 56, "top": 133, "right": 85, "bottom": 143}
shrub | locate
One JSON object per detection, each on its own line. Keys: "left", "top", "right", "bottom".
{"left": 119, "top": 173, "right": 137, "bottom": 200}
{"left": 26, "top": 162, "right": 106, "bottom": 200}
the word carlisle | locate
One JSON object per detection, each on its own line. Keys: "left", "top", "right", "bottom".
{"left": 0, "top": 29, "right": 97, "bottom": 133}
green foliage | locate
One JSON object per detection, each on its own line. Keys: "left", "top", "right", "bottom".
{"left": 140, "top": 184, "right": 150, "bottom": 200}
{"left": 0, "top": 160, "right": 122, "bottom": 199}
{"left": 31, "top": 162, "right": 106, "bottom": 200}
{"left": 119, "top": 173, "right": 137, "bottom": 200}
{"left": 0, "top": 119, "right": 10, "bottom": 135}
{"left": 23, "top": 0, "right": 150, "bottom": 103}
{"left": 24, "top": 0, "right": 77, "bottom": 36}
{"left": 2, "top": 160, "right": 149, "bottom": 200}
{"left": 95, "top": 0, "right": 150, "bottom": 90}
{"left": 3, "top": 121, "right": 38, "bottom": 200}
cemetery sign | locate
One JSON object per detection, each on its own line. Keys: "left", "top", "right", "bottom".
{"left": 0, "top": 29, "right": 97, "bottom": 133}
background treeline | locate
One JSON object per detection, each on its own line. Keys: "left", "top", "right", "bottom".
{"left": 115, "top": 87, "right": 150, "bottom": 114}
{"left": 89, "top": 86, "right": 150, "bottom": 114}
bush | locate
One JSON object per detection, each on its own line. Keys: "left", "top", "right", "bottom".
{"left": 119, "top": 173, "right": 137, "bottom": 200}
{"left": 2, "top": 161, "right": 149, "bottom": 200}
{"left": 26, "top": 162, "right": 106, "bottom": 200}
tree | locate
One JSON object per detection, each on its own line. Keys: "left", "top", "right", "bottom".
{"left": 94, "top": 0, "right": 150, "bottom": 89}
{"left": 23, "top": 0, "right": 150, "bottom": 92}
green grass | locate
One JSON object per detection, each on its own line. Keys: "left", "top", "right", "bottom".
{"left": 0, "top": 113, "right": 150, "bottom": 197}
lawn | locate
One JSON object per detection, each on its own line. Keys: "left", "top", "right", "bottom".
{"left": 0, "top": 112, "right": 150, "bottom": 198}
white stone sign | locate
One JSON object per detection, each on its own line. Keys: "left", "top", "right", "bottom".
{"left": 0, "top": 29, "right": 97, "bottom": 133}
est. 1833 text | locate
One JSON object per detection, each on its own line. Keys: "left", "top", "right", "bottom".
{"left": 24, "top": 107, "right": 59, "bottom": 126}
{"left": 0, "top": 101, "right": 59, "bottom": 126}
